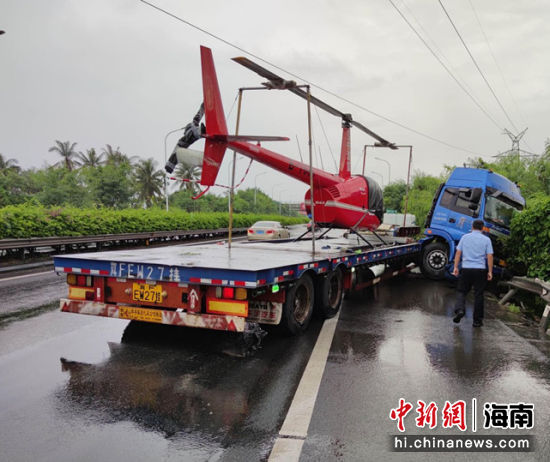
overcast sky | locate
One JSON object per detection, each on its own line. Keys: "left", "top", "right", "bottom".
{"left": 1, "top": 0, "right": 548, "bottom": 203}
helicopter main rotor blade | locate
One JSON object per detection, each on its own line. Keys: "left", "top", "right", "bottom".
{"left": 287, "top": 85, "right": 345, "bottom": 119}
{"left": 349, "top": 120, "right": 396, "bottom": 149}
{"left": 232, "top": 56, "right": 295, "bottom": 89}
{"left": 232, "top": 56, "right": 396, "bottom": 148}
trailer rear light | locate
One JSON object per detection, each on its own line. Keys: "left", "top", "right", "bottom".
{"left": 78, "top": 275, "right": 93, "bottom": 287}
{"left": 214, "top": 287, "right": 247, "bottom": 300}
{"left": 235, "top": 288, "right": 247, "bottom": 300}
{"left": 67, "top": 274, "right": 92, "bottom": 287}
{"left": 222, "top": 287, "right": 234, "bottom": 299}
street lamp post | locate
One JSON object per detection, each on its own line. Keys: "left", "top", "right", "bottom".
{"left": 370, "top": 171, "right": 384, "bottom": 186}
{"left": 374, "top": 156, "right": 391, "bottom": 184}
{"left": 164, "top": 127, "right": 184, "bottom": 211}
{"left": 271, "top": 183, "right": 282, "bottom": 214}
{"left": 364, "top": 144, "right": 413, "bottom": 226}
{"left": 278, "top": 190, "right": 286, "bottom": 215}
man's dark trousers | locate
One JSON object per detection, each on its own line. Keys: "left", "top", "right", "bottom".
{"left": 455, "top": 268, "right": 487, "bottom": 322}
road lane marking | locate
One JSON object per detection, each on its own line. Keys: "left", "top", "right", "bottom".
{"left": 269, "top": 311, "right": 341, "bottom": 461}
{"left": 0, "top": 270, "right": 54, "bottom": 282}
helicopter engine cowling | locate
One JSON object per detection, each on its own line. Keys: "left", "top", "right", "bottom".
{"left": 305, "top": 176, "right": 384, "bottom": 230}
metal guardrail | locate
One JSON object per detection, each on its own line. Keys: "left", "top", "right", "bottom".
{"left": 0, "top": 228, "right": 248, "bottom": 251}
{"left": 499, "top": 276, "right": 550, "bottom": 334}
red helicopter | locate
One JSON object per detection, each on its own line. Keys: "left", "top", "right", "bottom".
{"left": 165, "top": 46, "right": 396, "bottom": 230}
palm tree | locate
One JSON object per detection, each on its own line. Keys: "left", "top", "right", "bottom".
{"left": 175, "top": 163, "right": 201, "bottom": 194}
{"left": 0, "top": 153, "right": 20, "bottom": 173}
{"left": 48, "top": 140, "right": 80, "bottom": 171}
{"left": 77, "top": 148, "right": 104, "bottom": 167}
{"left": 101, "top": 144, "right": 137, "bottom": 166}
{"left": 133, "top": 158, "right": 165, "bottom": 208}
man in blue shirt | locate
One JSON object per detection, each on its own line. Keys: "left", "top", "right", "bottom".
{"left": 452, "top": 219, "right": 494, "bottom": 327}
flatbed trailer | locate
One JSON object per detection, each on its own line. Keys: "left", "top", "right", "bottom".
{"left": 54, "top": 235, "right": 420, "bottom": 335}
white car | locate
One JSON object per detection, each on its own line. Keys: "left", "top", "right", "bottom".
{"left": 247, "top": 221, "right": 290, "bottom": 241}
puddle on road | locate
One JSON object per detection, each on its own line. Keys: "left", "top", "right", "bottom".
{"left": 49, "top": 318, "right": 322, "bottom": 461}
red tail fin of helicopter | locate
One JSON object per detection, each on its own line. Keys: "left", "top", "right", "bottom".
{"left": 200, "top": 46, "right": 228, "bottom": 186}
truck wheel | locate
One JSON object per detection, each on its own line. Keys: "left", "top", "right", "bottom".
{"left": 315, "top": 267, "right": 344, "bottom": 318}
{"left": 279, "top": 274, "right": 314, "bottom": 335}
{"left": 421, "top": 241, "right": 448, "bottom": 280}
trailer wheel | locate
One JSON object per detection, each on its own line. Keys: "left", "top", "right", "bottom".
{"left": 280, "top": 274, "right": 314, "bottom": 335}
{"left": 346, "top": 267, "right": 375, "bottom": 301}
{"left": 315, "top": 267, "right": 344, "bottom": 318}
{"left": 421, "top": 241, "right": 448, "bottom": 280}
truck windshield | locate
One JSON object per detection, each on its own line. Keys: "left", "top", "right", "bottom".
{"left": 484, "top": 194, "right": 523, "bottom": 228}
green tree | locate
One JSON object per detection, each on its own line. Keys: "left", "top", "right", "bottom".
{"left": 48, "top": 140, "right": 80, "bottom": 171}
{"left": 101, "top": 144, "right": 137, "bottom": 166}
{"left": 31, "top": 166, "right": 91, "bottom": 207}
{"left": 0, "top": 153, "right": 20, "bottom": 173}
{"left": 0, "top": 169, "right": 35, "bottom": 206}
{"left": 174, "top": 163, "right": 201, "bottom": 194}
{"left": 133, "top": 158, "right": 164, "bottom": 208}
{"left": 80, "top": 163, "right": 133, "bottom": 208}
{"left": 406, "top": 173, "right": 443, "bottom": 227}
{"left": 383, "top": 181, "right": 406, "bottom": 212}
{"left": 77, "top": 148, "right": 104, "bottom": 167}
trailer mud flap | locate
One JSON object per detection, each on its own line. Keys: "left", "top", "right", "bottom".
{"left": 60, "top": 299, "right": 246, "bottom": 332}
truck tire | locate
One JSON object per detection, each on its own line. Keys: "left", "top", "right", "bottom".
{"left": 315, "top": 267, "right": 344, "bottom": 319}
{"left": 279, "top": 274, "right": 315, "bottom": 335}
{"left": 421, "top": 241, "right": 448, "bottom": 280}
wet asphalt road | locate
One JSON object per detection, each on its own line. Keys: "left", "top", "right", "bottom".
{"left": 1, "top": 272, "right": 549, "bottom": 461}
{"left": 0, "top": 270, "right": 65, "bottom": 315}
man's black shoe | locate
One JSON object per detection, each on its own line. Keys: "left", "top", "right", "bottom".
{"left": 453, "top": 310, "right": 465, "bottom": 323}
{"left": 473, "top": 320, "right": 483, "bottom": 327}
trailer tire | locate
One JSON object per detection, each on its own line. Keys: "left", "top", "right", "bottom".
{"left": 346, "top": 267, "right": 375, "bottom": 301}
{"left": 279, "top": 274, "right": 315, "bottom": 335}
{"left": 421, "top": 241, "right": 448, "bottom": 280}
{"left": 315, "top": 267, "right": 344, "bottom": 318}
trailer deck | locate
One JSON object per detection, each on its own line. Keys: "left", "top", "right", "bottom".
{"left": 54, "top": 237, "right": 421, "bottom": 288}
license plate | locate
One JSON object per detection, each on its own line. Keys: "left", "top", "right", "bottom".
{"left": 132, "top": 283, "right": 163, "bottom": 303}
{"left": 119, "top": 306, "right": 163, "bottom": 323}
{"left": 256, "top": 230, "right": 264, "bottom": 234}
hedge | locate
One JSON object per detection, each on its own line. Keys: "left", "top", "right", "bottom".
{"left": 506, "top": 194, "right": 550, "bottom": 280}
{"left": 0, "top": 205, "right": 307, "bottom": 239}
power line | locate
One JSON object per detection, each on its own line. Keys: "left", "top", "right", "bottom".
{"left": 399, "top": 0, "right": 484, "bottom": 121}
{"left": 387, "top": 0, "right": 503, "bottom": 131}
{"left": 138, "top": 0, "right": 486, "bottom": 157}
{"left": 438, "top": 0, "right": 519, "bottom": 133}
{"left": 467, "top": 0, "right": 535, "bottom": 153}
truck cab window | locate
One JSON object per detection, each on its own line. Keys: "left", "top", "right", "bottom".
{"left": 439, "top": 187, "right": 482, "bottom": 217}
{"left": 484, "top": 189, "right": 523, "bottom": 228}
